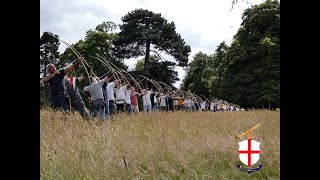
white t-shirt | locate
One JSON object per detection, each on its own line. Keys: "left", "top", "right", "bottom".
{"left": 125, "top": 90, "right": 131, "bottom": 104}
{"left": 200, "top": 101, "right": 206, "bottom": 110}
{"left": 210, "top": 102, "right": 214, "bottom": 111}
{"left": 173, "top": 99, "right": 178, "bottom": 106}
{"left": 106, "top": 82, "right": 116, "bottom": 100}
{"left": 159, "top": 95, "right": 166, "bottom": 106}
{"left": 184, "top": 99, "right": 192, "bottom": 107}
{"left": 154, "top": 94, "right": 158, "bottom": 103}
{"left": 142, "top": 91, "right": 152, "bottom": 106}
{"left": 115, "top": 85, "right": 127, "bottom": 104}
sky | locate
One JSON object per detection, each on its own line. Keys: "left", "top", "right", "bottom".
{"left": 40, "top": 0, "right": 266, "bottom": 88}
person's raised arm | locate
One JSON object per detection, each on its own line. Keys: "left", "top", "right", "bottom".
{"left": 108, "top": 74, "right": 114, "bottom": 82}
{"left": 83, "top": 85, "right": 90, "bottom": 92}
{"left": 98, "top": 74, "right": 110, "bottom": 85}
{"left": 64, "top": 57, "right": 83, "bottom": 74}
{"left": 40, "top": 70, "right": 60, "bottom": 84}
{"left": 78, "top": 74, "right": 86, "bottom": 83}
{"left": 40, "top": 75, "right": 52, "bottom": 85}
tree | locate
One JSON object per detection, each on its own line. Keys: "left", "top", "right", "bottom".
{"left": 114, "top": 9, "right": 191, "bottom": 86}
{"left": 209, "top": 41, "right": 230, "bottom": 98}
{"left": 220, "top": 0, "right": 280, "bottom": 108}
{"left": 230, "top": 0, "right": 267, "bottom": 11}
{"left": 40, "top": 31, "right": 60, "bottom": 76}
{"left": 181, "top": 52, "right": 214, "bottom": 98}
{"left": 131, "top": 55, "right": 179, "bottom": 89}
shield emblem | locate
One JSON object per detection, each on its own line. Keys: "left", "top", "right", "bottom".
{"left": 238, "top": 139, "right": 260, "bottom": 167}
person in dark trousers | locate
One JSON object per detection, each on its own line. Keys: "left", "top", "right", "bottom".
{"left": 65, "top": 74, "right": 90, "bottom": 120}
{"left": 40, "top": 57, "right": 83, "bottom": 112}
{"left": 167, "top": 93, "right": 174, "bottom": 111}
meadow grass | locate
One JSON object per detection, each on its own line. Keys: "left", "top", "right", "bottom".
{"left": 40, "top": 109, "right": 280, "bottom": 179}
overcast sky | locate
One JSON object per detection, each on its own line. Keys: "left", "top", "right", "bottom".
{"left": 40, "top": 0, "right": 266, "bottom": 88}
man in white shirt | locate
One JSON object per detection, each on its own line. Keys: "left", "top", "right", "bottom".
{"left": 105, "top": 79, "right": 119, "bottom": 117}
{"left": 141, "top": 89, "right": 152, "bottom": 112}
{"left": 159, "top": 93, "right": 167, "bottom": 111}
{"left": 184, "top": 96, "right": 194, "bottom": 112}
{"left": 125, "top": 86, "right": 132, "bottom": 113}
{"left": 200, "top": 100, "right": 206, "bottom": 111}
{"left": 115, "top": 83, "right": 129, "bottom": 113}
{"left": 151, "top": 90, "right": 159, "bottom": 111}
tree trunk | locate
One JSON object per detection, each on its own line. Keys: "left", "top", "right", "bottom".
{"left": 143, "top": 41, "right": 151, "bottom": 89}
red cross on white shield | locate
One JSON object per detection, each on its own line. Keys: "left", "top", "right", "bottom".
{"left": 238, "top": 139, "right": 261, "bottom": 167}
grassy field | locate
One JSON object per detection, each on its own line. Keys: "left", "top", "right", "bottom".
{"left": 40, "top": 109, "right": 280, "bottom": 179}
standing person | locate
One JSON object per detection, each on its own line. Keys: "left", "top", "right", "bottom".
{"left": 177, "top": 97, "right": 183, "bottom": 110}
{"left": 115, "top": 83, "right": 128, "bottom": 113}
{"left": 152, "top": 91, "right": 159, "bottom": 111}
{"left": 130, "top": 87, "right": 140, "bottom": 113}
{"left": 40, "top": 57, "right": 83, "bottom": 112}
{"left": 124, "top": 85, "right": 133, "bottom": 114}
{"left": 150, "top": 90, "right": 155, "bottom": 111}
{"left": 167, "top": 94, "right": 174, "bottom": 111}
{"left": 141, "top": 89, "right": 152, "bottom": 113}
{"left": 173, "top": 96, "right": 179, "bottom": 110}
{"left": 105, "top": 79, "right": 120, "bottom": 117}
{"left": 210, "top": 100, "right": 215, "bottom": 111}
{"left": 83, "top": 75, "right": 109, "bottom": 122}
{"left": 65, "top": 74, "right": 90, "bottom": 120}
{"left": 159, "top": 93, "right": 167, "bottom": 111}
{"left": 102, "top": 81, "right": 109, "bottom": 119}
{"left": 200, "top": 100, "right": 206, "bottom": 111}
{"left": 185, "top": 96, "right": 194, "bottom": 112}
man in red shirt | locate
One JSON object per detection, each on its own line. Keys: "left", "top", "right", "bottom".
{"left": 130, "top": 87, "right": 141, "bottom": 113}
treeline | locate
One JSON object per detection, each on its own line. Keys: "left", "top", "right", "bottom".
{"left": 181, "top": 0, "right": 280, "bottom": 108}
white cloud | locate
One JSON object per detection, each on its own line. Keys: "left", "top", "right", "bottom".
{"left": 40, "top": 0, "right": 266, "bottom": 88}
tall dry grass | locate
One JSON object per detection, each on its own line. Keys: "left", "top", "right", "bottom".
{"left": 40, "top": 109, "right": 280, "bottom": 179}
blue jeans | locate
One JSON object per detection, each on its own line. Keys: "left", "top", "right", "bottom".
{"left": 143, "top": 105, "right": 152, "bottom": 112}
{"left": 72, "top": 100, "right": 90, "bottom": 119}
{"left": 104, "top": 100, "right": 110, "bottom": 119}
{"left": 125, "top": 103, "right": 132, "bottom": 113}
{"left": 91, "top": 99, "right": 105, "bottom": 121}
{"left": 49, "top": 94, "right": 69, "bottom": 112}
{"left": 153, "top": 103, "right": 158, "bottom": 111}
{"left": 105, "top": 100, "right": 115, "bottom": 119}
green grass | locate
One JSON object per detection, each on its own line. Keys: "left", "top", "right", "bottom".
{"left": 40, "top": 109, "right": 280, "bottom": 179}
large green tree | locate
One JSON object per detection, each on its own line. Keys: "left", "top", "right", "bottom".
{"left": 181, "top": 52, "right": 214, "bottom": 98}
{"left": 131, "top": 55, "right": 179, "bottom": 89}
{"left": 40, "top": 31, "right": 60, "bottom": 76}
{"left": 220, "top": 0, "right": 280, "bottom": 108}
{"left": 209, "top": 41, "right": 230, "bottom": 98}
{"left": 114, "top": 9, "right": 191, "bottom": 86}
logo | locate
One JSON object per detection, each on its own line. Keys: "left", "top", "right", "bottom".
{"left": 236, "top": 123, "right": 263, "bottom": 174}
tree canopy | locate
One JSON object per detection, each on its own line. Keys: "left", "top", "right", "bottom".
{"left": 113, "top": 8, "right": 191, "bottom": 86}
{"left": 182, "top": 0, "right": 280, "bottom": 108}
